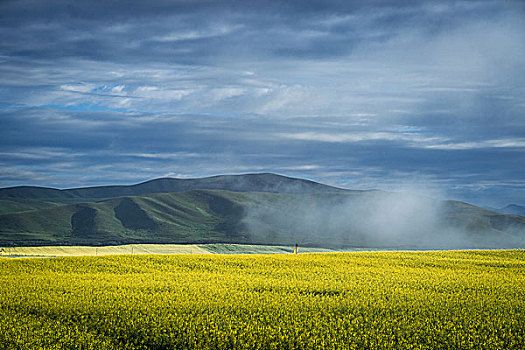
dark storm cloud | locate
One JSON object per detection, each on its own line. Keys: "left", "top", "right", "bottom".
{"left": 1, "top": 0, "right": 524, "bottom": 207}
{"left": 1, "top": 0, "right": 514, "bottom": 63}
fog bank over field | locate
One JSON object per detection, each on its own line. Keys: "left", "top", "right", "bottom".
{"left": 241, "top": 186, "right": 524, "bottom": 249}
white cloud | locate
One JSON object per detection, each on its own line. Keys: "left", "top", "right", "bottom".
{"left": 257, "top": 85, "right": 311, "bottom": 114}
{"left": 111, "top": 85, "right": 126, "bottom": 94}
{"left": 278, "top": 131, "right": 525, "bottom": 151}
{"left": 0, "top": 147, "right": 74, "bottom": 160}
{"left": 209, "top": 87, "right": 245, "bottom": 101}
{"left": 60, "top": 83, "right": 96, "bottom": 93}
{"left": 122, "top": 152, "right": 201, "bottom": 160}
{"left": 133, "top": 86, "right": 194, "bottom": 101}
{"left": 276, "top": 131, "right": 446, "bottom": 145}
{"left": 153, "top": 24, "right": 240, "bottom": 42}
{"left": 424, "top": 139, "right": 525, "bottom": 150}
{"left": 279, "top": 165, "right": 320, "bottom": 171}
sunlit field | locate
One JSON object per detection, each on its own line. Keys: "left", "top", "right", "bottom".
{"left": 1, "top": 250, "right": 524, "bottom": 349}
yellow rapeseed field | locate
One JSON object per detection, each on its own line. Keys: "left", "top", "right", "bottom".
{"left": 0, "top": 250, "right": 524, "bottom": 349}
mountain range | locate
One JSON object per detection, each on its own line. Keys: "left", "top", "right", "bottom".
{"left": 0, "top": 173, "right": 523, "bottom": 249}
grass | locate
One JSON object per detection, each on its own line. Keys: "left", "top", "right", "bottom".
{"left": 0, "top": 250, "right": 524, "bottom": 349}
{"left": 0, "top": 197, "right": 111, "bottom": 215}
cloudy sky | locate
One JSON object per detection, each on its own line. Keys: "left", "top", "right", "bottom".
{"left": 1, "top": 0, "right": 524, "bottom": 207}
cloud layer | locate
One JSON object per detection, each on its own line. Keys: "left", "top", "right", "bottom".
{"left": 1, "top": 0, "right": 524, "bottom": 207}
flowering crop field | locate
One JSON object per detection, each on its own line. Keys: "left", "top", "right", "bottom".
{"left": 1, "top": 250, "right": 524, "bottom": 349}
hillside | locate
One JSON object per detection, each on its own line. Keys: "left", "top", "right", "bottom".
{"left": 0, "top": 173, "right": 348, "bottom": 216}
{"left": 0, "top": 190, "right": 243, "bottom": 246}
{"left": 0, "top": 173, "right": 345, "bottom": 204}
{"left": 0, "top": 185, "right": 523, "bottom": 249}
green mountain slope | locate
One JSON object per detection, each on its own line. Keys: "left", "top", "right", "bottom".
{"left": 0, "top": 189, "right": 524, "bottom": 248}
{"left": 0, "top": 191, "right": 246, "bottom": 246}
{"left": 0, "top": 198, "right": 62, "bottom": 215}
{"left": 0, "top": 197, "right": 114, "bottom": 215}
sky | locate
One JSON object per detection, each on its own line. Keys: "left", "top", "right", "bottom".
{"left": 0, "top": 0, "right": 524, "bottom": 208}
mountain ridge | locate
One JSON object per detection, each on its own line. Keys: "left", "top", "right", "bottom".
{"left": 0, "top": 174, "right": 523, "bottom": 249}
{"left": 0, "top": 173, "right": 349, "bottom": 200}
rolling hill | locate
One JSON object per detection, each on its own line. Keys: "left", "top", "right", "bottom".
{"left": 0, "top": 173, "right": 346, "bottom": 202}
{"left": 0, "top": 174, "right": 524, "bottom": 249}
{"left": 0, "top": 173, "right": 348, "bottom": 216}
